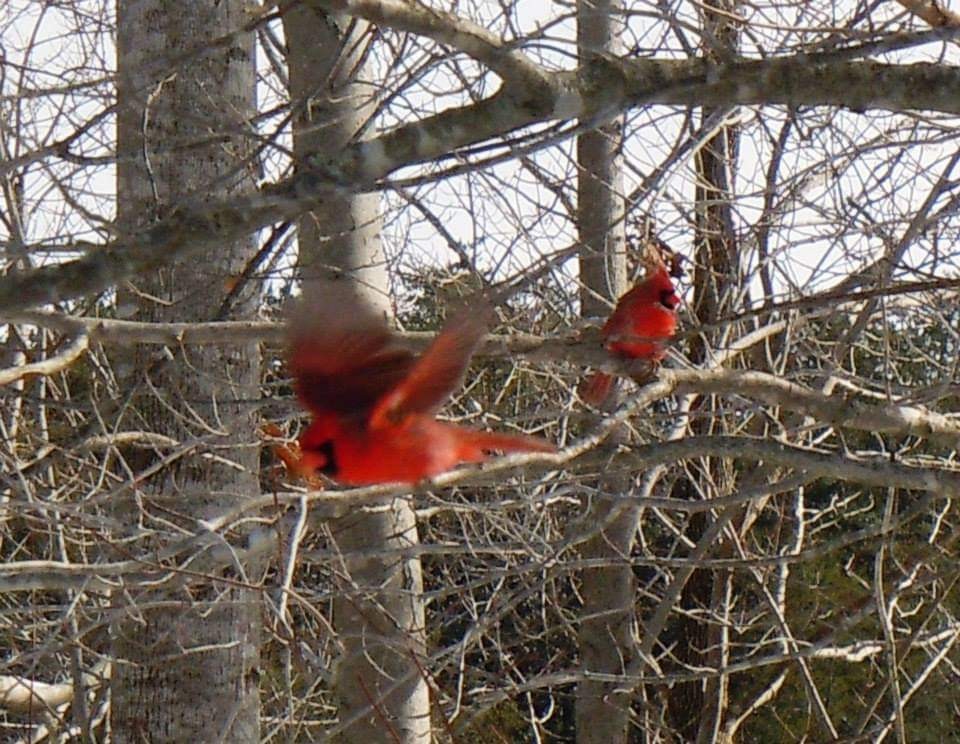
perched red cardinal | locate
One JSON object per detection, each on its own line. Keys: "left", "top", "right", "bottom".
{"left": 580, "top": 264, "right": 681, "bottom": 406}
{"left": 286, "top": 282, "right": 555, "bottom": 486}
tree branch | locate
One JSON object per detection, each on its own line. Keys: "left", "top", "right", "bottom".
{"left": 0, "top": 333, "right": 89, "bottom": 385}
{"left": 3, "top": 44, "right": 960, "bottom": 312}
{"left": 896, "top": 0, "right": 960, "bottom": 28}
{"left": 662, "top": 368, "right": 960, "bottom": 449}
{"left": 5, "top": 317, "right": 958, "bottom": 452}
{"left": 0, "top": 661, "right": 108, "bottom": 715}
{"left": 308, "top": 0, "right": 551, "bottom": 92}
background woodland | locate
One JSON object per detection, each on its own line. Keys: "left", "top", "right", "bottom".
{"left": 2, "top": 0, "right": 960, "bottom": 741}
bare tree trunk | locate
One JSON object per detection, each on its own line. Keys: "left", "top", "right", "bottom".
{"left": 282, "top": 6, "right": 432, "bottom": 741}
{"left": 110, "top": 1, "right": 261, "bottom": 740}
{"left": 665, "top": 2, "right": 741, "bottom": 740}
{"left": 574, "top": 2, "right": 634, "bottom": 742}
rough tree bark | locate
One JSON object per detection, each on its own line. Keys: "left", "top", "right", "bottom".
{"left": 282, "top": 6, "right": 432, "bottom": 741}
{"left": 110, "top": 1, "right": 261, "bottom": 740}
{"left": 574, "top": 1, "right": 636, "bottom": 742}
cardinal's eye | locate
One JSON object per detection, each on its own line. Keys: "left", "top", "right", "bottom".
{"left": 315, "top": 440, "right": 339, "bottom": 476}
{"left": 660, "top": 289, "right": 679, "bottom": 309}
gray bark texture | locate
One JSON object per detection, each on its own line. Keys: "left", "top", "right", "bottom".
{"left": 575, "top": 2, "right": 637, "bottom": 742}
{"left": 110, "top": 1, "right": 262, "bottom": 741}
{"left": 282, "top": 5, "right": 432, "bottom": 741}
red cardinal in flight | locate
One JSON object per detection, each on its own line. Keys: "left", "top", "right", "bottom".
{"left": 580, "top": 263, "right": 681, "bottom": 406}
{"left": 285, "top": 282, "right": 555, "bottom": 486}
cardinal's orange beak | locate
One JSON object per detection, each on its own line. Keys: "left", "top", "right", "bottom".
{"left": 259, "top": 423, "right": 325, "bottom": 489}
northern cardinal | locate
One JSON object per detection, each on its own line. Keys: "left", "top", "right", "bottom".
{"left": 285, "top": 282, "right": 555, "bottom": 486}
{"left": 580, "top": 264, "right": 681, "bottom": 406}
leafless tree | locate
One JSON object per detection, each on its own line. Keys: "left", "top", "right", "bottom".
{"left": 2, "top": 1, "right": 960, "bottom": 741}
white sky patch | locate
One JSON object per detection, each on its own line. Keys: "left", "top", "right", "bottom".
{"left": 4, "top": 0, "right": 960, "bottom": 311}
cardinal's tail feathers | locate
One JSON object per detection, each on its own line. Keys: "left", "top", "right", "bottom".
{"left": 463, "top": 429, "right": 556, "bottom": 456}
{"left": 579, "top": 371, "right": 616, "bottom": 407}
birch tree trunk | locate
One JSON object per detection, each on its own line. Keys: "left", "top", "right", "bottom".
{"left": 110, "top": 1, "right": 261, "bottom": 740}
{"left": 574, "top": 2, "right": 635, "bottom": 741}
{"left": 282, "top": 6, "right": 432, "bottom": 741}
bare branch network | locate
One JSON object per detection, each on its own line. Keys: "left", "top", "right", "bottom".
{"left": 4, "top": 0, "right": 960, "bottom": 740}
{"left": 2, "top": 0, "right": 960, "bottom": 310}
